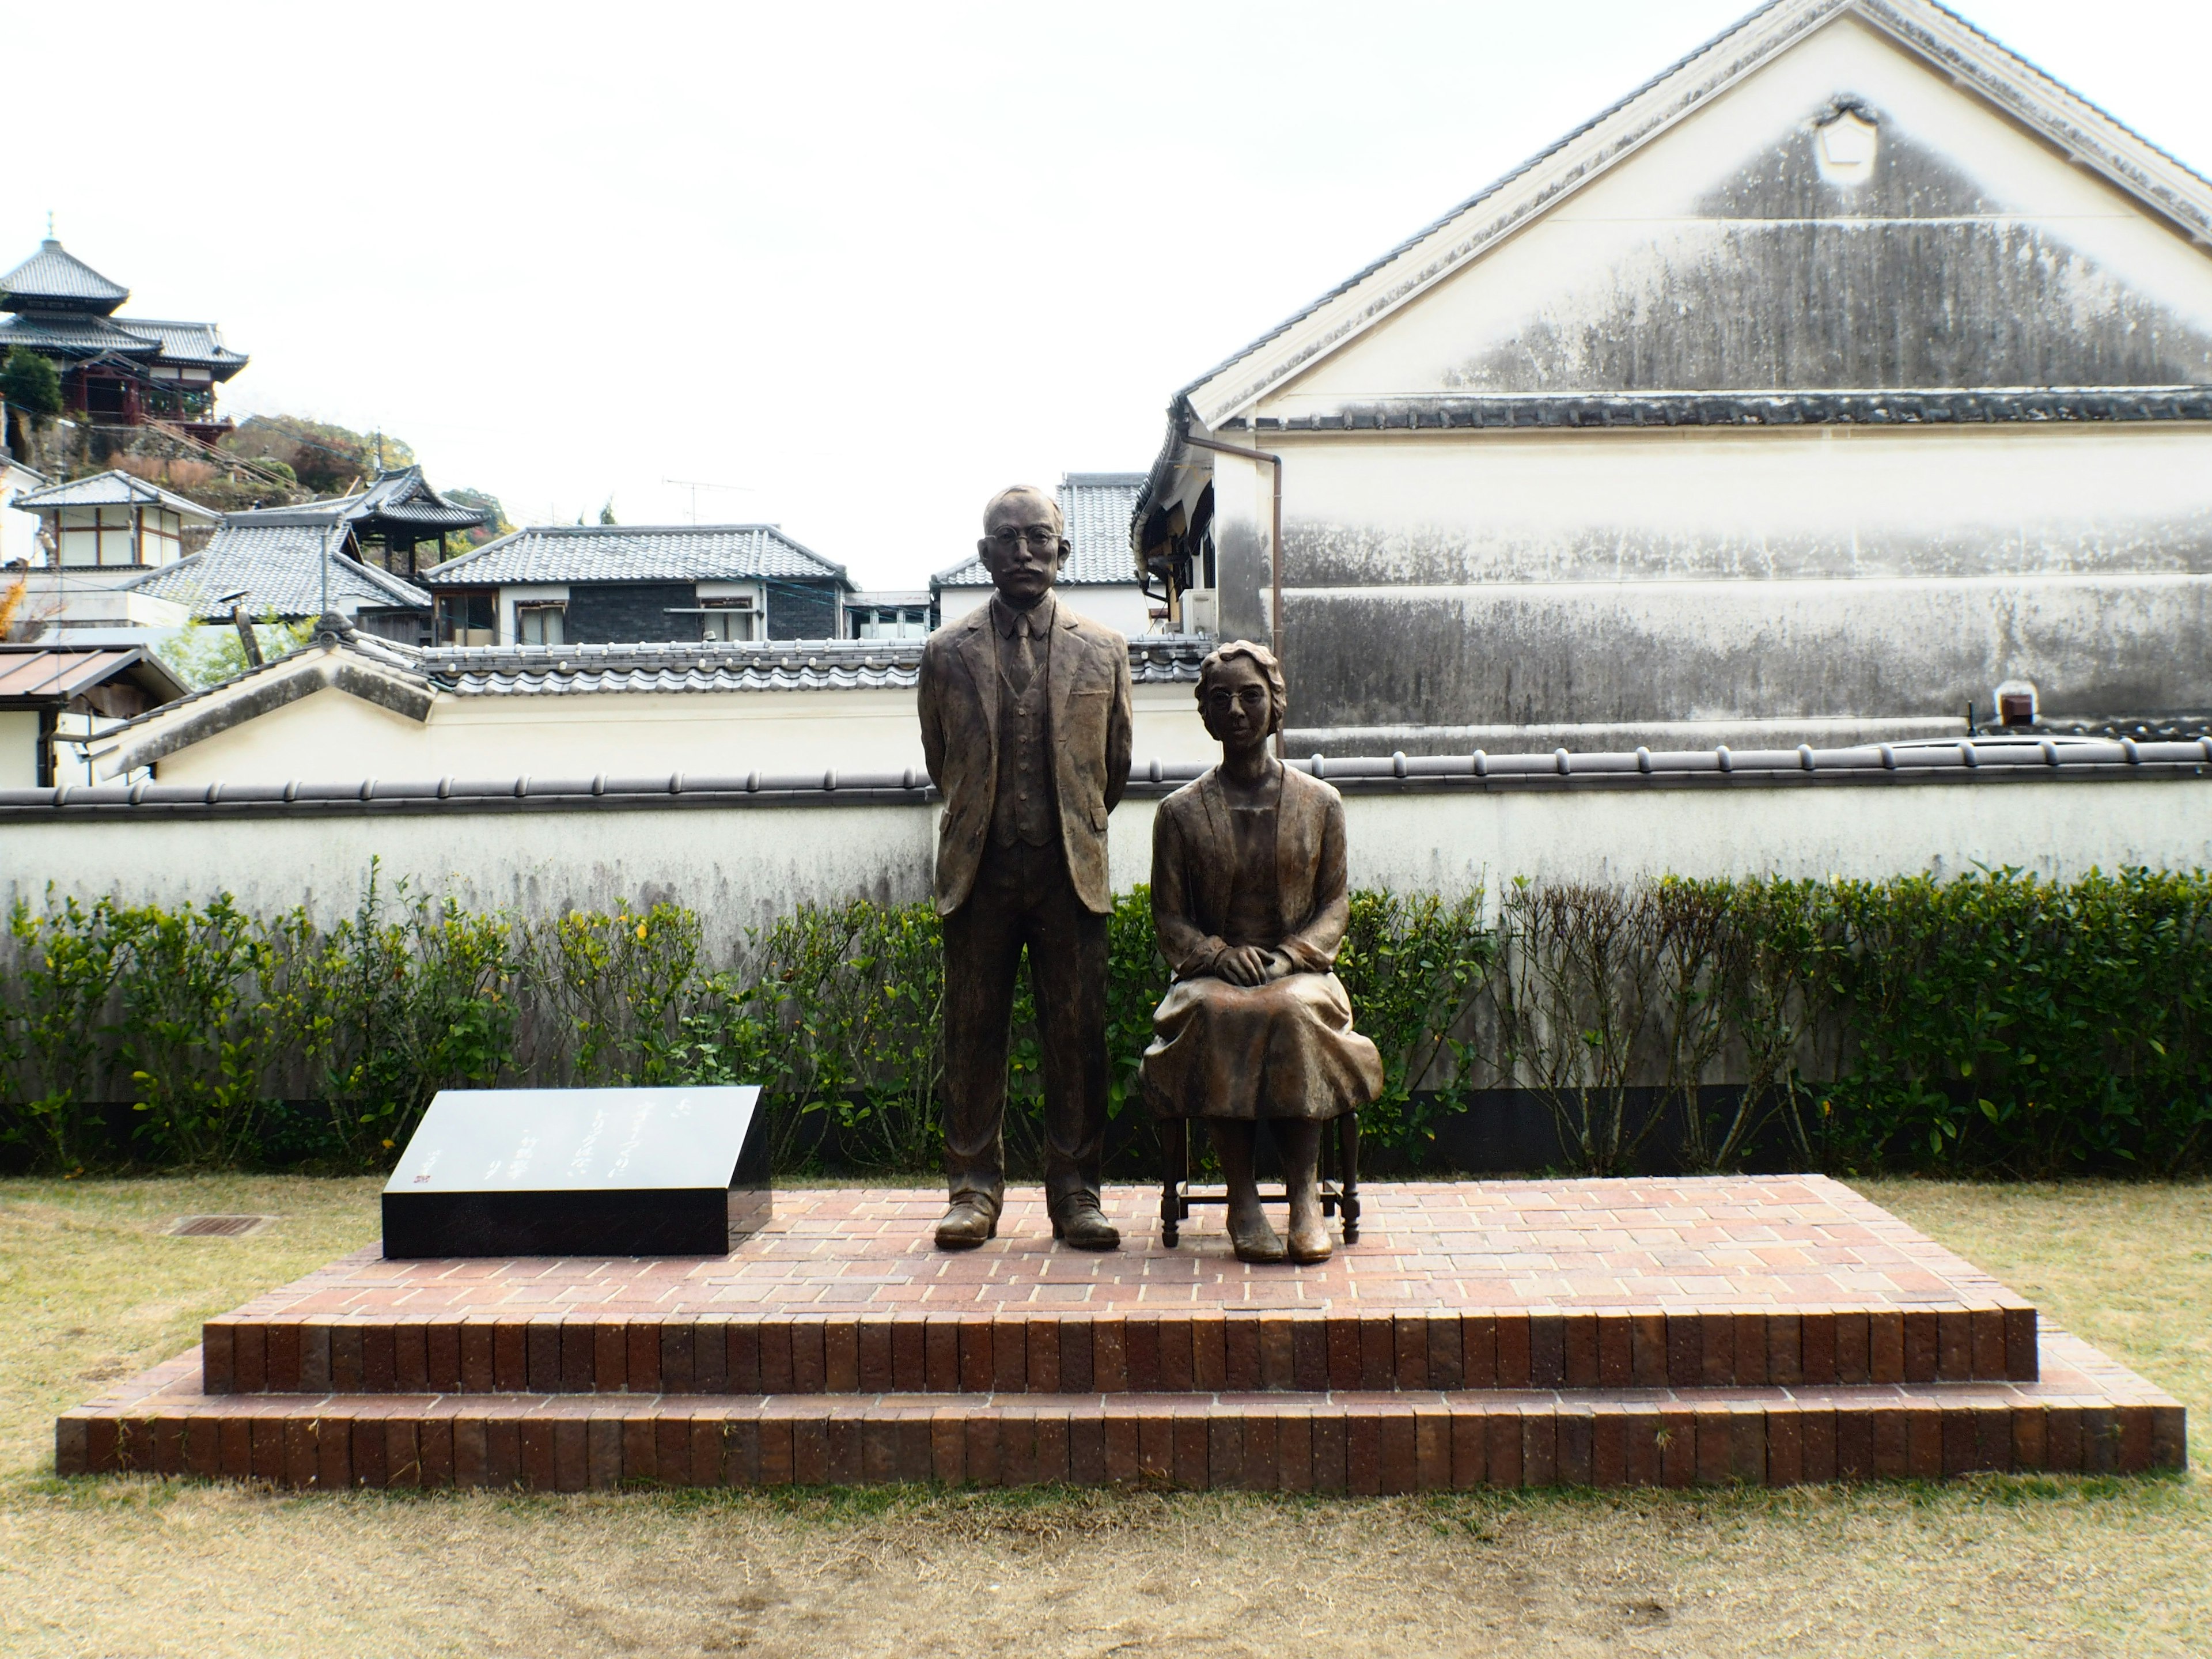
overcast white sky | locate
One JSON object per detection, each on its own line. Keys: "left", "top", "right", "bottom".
{"left": 10, "top": 1, "right": 2211, "bottom": 588}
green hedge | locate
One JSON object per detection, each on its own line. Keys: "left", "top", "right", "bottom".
{"left": 3, "top": 865, "right": 2209, "bottom": 1179}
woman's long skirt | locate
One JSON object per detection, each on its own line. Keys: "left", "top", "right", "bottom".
{"left": 1139, "top": 970, "right": 1384, "bottom": 1120}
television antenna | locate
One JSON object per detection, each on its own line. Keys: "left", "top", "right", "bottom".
{"left": 661, "top": 478, "right": 756, "bottom": 525}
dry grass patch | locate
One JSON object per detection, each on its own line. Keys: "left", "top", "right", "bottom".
{"left": 0, "top": 1176, "right": 2205, "bottom": 1658}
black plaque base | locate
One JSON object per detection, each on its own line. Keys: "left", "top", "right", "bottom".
{"left": 382, "top": 1183, "right": 770, "bottom": 1259}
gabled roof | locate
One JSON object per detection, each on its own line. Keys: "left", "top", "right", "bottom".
{"left": 16, "top": 469, "right": 221, "bottom": 521}
{"left": 126, "top": 524, "right": 433, "bottom": 619}
{"left": 420, "top": 524, "right": 850, "bottom": 588}
{"left": 0, "top": 239, "right": 128, "bottom": 314}
{"left": 933, "top": 474, "right": 1146, "bottom": 589}
{"left": 1173, "top": 0, "right": 2212, "bottom": 431}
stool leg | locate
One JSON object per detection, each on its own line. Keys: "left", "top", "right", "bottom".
{"left": 1161, "top": 1118, "right": 1182, "bottom": 1247}
{"left": 1338, "top": 1114, "right": 1361, "bottom": 1244}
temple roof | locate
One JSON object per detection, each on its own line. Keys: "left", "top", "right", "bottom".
{"left": 0, "top": 240, "right": 128, "bottom": 315}
{"left": 0, "top": 236, "right": 247, "bottom": 379}
{"left": 222, "top": 468, "right": 491, "bottom": 536}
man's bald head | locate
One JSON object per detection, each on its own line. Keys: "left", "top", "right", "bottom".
{"left": 982, "top": 486, "right": 1063, "bottom": 533}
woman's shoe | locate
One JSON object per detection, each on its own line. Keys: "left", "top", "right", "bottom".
{"left": 1229, "top": 1211, "right": 1288, "bottom": 1264}
{"left": 1286, "top": 1219, "right": 1334, "bottom": 1264}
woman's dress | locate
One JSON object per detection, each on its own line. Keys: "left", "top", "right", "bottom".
{"left": 1139, "top": 770, "right": 1384, "bottom": 1121}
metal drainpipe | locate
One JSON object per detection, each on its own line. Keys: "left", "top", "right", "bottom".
{"left": 1180, "top": 431, "right": 1285, "bottom": 757}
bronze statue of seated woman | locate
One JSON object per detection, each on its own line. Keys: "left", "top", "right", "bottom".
{"left": 1139, "top": 641, "right": 1384, "bottom": 1263}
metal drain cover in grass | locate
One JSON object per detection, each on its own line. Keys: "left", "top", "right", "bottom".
{"left": 165, "top": 1215, "right": 273, "bottom": 1238}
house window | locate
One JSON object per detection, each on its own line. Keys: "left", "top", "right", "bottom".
{"left": 141, "top": 509, "right": 182, "bottom": 567}
{"left": 58, "top": 505, "right": 139, "bottom": 567}
{"left": 700, "top": 596, "right": 757, "bottom": 642}
{"left": 516, "top": 603, "right": 566, "bottom": 646}
{"left": 854, "top": 607, "right": 929, "bottom": 641}
{"left": 436, "top": 592, "right": 496, "bottom": 646}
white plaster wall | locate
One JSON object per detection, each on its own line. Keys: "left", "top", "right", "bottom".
{"left": 7, "top": 775, "right": 2206, "bottom": 959}
{"left": 0, "top": 710, "right": 39, "bottom": 789}
{"left": 1274, "top": 424, "right": 2212, "bottom": 584}
{"left": 149, "top": 680, "right": 1216, "bottom": 787}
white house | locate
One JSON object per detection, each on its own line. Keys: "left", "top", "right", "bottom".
{"left": 5, "top": 471, "right": 213, "bottom": 641}
{"left": 1135, "top": 0, "right": 2212, "bottom": 753}
{"left": 935, "top": 474, "right": 1162, "bottom": 636}
{"left": 83, "top": 618, "right": 1215, "bottom": 786}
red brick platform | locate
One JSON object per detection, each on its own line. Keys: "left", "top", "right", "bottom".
{"left": 56, "top": 1179, "right": 2187, "bottom": 1490}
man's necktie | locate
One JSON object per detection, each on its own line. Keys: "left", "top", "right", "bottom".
{"left": 1006, "top": 615, "right": 1036, "bottom": 693}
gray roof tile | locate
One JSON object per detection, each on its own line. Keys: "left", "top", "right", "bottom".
{"left": 0, "top": 240, "right": 128, "bottom": 309}
{"left": 127, "top": 524, "right": 433, "bottom": 618}
{"left": 1236, "top": 388, "right": 2212, "bottom": 431}
{"left": 420, "top": 524, "right": 849, "bottom": 587}
{"left": 15, "top": 469, "right": 219, "bottom": 519}
{"left": 934, "top": 473, "right": 1145, "bottom": 588}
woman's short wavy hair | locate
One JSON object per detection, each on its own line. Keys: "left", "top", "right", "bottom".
{"left": 1196, "top": 639, "right": 1287, "bottom": 735}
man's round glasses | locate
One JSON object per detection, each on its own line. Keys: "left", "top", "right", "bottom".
{"left": 987, "top": 526, "right": 1063, "bottom": 552}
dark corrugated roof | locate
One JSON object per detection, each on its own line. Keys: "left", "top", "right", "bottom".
{"left": 0, "top": 647, "right": 142, "bottom": 701}
{"left": 935, "top": 474, "right": 1146, "bottom": 588}
{"left": 421, "top": 524, "right": 849, "bottom": 587}
{"left": 1233, "top": 388, "right": 2212, "bottom": 433}
{"left": 0, "top": 240, "right": 128, "bottom": 311}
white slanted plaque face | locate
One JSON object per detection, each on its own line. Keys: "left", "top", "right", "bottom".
{"left": 385, "top": 1086, "right": 764, "bottom": 1194}
{"left": 379, "top": 1086, "right": 771, "bottom": 1259}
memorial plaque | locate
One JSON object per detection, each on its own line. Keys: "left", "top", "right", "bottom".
{"left": 381, "top": 1086, "right": 771, "bottom": 1258}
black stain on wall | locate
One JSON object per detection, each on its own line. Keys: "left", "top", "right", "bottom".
{"left": 1445, "top": 112, "right": 2212, "bottom": 393}
{"left": 1281, "top": 581, "right": 2212, "bottom": 732}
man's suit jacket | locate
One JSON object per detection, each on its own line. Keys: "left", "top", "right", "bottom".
{"left": 918, "top": 595, "right": 1134, "bottom": 916}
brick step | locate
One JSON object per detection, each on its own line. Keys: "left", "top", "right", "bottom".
{"left": 62, "top": 1332, "right": 2180, "bottom": 1493}
{"left": 202, "top": 1302, "right": 2040, "bottom": 1398}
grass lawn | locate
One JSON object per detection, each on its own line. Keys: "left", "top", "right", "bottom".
{"left": 0, "top": 1174, "right": 2204, "bottom": 1658}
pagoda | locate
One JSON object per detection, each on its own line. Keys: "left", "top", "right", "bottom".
{"left": 0, "top": 237, "right": 247, "bottom": 440}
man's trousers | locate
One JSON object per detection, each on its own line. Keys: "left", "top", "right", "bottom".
{"left": 941, "top": 839, "right": 1109, "bottom": 1216}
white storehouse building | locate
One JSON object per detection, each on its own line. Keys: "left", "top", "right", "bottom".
{"left": 1135, "top": 0, "right": 2212, "bottom": 753}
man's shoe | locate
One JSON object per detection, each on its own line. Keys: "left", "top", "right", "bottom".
{"left": 1051, "top": 1196, "right": 1121, "bottom": 1251}
{"left": 935, "top": 1199, "right": 998, "bottom": 1251}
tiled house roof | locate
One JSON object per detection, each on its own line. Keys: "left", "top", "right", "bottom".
{"left": 420, "top": 524, "right": 849, "bottom": 587}
{"left": 126, "top": 527, "right": 433, "bottom": 619}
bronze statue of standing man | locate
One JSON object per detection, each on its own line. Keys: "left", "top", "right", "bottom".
{"left": 919, "top": 486, "right": 1134, "bottom": 1250}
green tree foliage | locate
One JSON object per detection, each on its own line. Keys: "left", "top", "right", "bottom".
{"left": 2, "top": 348, "right": 63, "bottom": 420}
{"left": 151, "top": 614, "right": 316, "bottom": 690}
{"left": 225, "top": 415, "right": 415, "bottom": 497}
{"left": 442, "top": 487, "right": 513, "bottom": 552}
